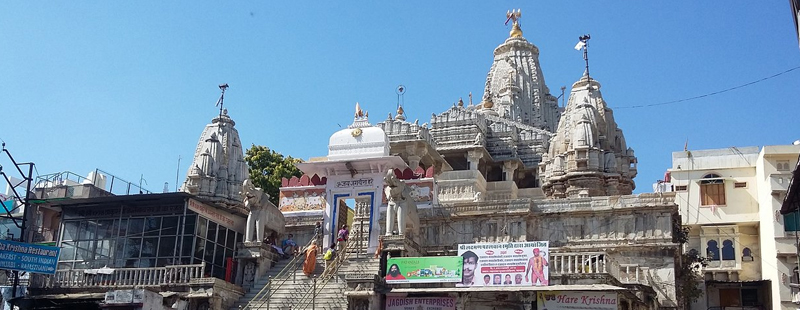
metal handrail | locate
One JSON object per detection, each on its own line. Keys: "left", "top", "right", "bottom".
{"left": 292, "top": 238, "right": 359, "bottom": 310}
{"left": 241, "top": 234, "right": 318, "bottom": 310}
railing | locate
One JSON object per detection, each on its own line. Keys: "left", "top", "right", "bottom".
{"left": 549, "top": 252, "right": 649, "bottom": 285}
{"left": 35, "top": 169, "right": 152, "bottom": 198}
{"left": 550, "top": 252, "right": 607, "bottom": 274}
{"left": 52, "top": 263, "right": 204, "bottom": 288}
{"left": 242, "top": 234, "right": 319, "bottom": 310}
{"left": 292, "top": 238, "right": 356, "bottom": 310}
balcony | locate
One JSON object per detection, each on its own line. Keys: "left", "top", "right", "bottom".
{"left": 45, "top": 263, "right": 205, "bottom": 289}
{"left": 550, "top": 252, "right": 649, "bottom": 286}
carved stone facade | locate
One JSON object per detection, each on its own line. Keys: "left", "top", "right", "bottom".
{"left": 271, "top": 13, "right": 676, "bottom": 310}
{"left": 182, "top": 109, "right": 249, "bottom": 214}
{"left": 539, "top": 74, "right": 638, "bottom": 198}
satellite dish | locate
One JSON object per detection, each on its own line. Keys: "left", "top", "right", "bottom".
{"left": 396, "top": 85, "right": 406, "bottom": 95}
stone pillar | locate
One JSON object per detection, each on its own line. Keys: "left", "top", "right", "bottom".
{"left": 503, "top": 161, "right": 519, "bottom": 181}
{"left": 467, "top": 150, "right": 483, "bottom": 171}
{"left": 235, "top": 242, "right": 276, "bottom": 290}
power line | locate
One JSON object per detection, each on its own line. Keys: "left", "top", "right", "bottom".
{"left": 614, "top": 66, "right": 800, "bottom": 109}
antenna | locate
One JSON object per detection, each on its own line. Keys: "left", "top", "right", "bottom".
{"left": 175, "top": 155, "right": 181, "bottom": 192}
{"left": 396, "top": 85, "right": 406, "bottom": 111}
{"left": 215, "top": 83, "right": 229, "bottom": 119}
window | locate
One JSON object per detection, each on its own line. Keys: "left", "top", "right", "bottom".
{"left": 707, "top": 240, "right": 720, "bottom": 260}
{"left": 785, "top": 210, "right": 800, "bottom": 232}
{"left": 721, "top": 240, "right": 735, "bottom": 260}
{"left": 701, "top": 226, "right": 740, "bottom": 269}
{"left": 734, "top": 182, "right": 747, "bottom": 188}
{"left": 675, "top": 185, "right": 688, "bottom": 191}
{"left": 700, "top": 174, "right": 725, "bottom": 206}
{"left": 778, "top": 161, "right": 791, "bottom": 171}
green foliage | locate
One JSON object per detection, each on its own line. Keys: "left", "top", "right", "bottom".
{"left": 244, "top": 145, "right": 302, "bottom": 205}
{"left": 675, "top": 225, "right": 708, "bottom": 308}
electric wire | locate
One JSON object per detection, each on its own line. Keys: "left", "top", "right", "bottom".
{"left": 614, "top": 66, "right": 800, "bottom": 109}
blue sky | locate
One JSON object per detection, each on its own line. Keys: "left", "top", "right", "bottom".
{"left": 1, "top": 2, "right": 798, "bottom": 194}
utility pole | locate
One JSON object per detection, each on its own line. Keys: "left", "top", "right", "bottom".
{"left": 0, "top": 143, "right": 35, "bottom": 299}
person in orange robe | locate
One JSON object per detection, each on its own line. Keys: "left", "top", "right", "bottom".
{"left": 302, "top": 241, "right": 319, "bottom": 277}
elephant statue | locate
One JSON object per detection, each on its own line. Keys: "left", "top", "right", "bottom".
{"left": 242, "top": 179, "right": 285, "bottom": 242}
{"left": 383, "top": 169, "right": 420, "bottom": 236}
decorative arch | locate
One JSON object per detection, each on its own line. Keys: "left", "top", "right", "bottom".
{"left": 721, "top": 239, "right": 735, "bottom": 260}
{"left": 706, "top": 240, "right": 719, "bottom": 260}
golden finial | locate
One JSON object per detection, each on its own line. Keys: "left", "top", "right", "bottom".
{"left": 397, "top": 105, "right": 405, "bottom": 115}
{"left": 458, "top": 97, "right": 464, "bottom": 107}
{"left": 506, "top": 9, "right": 523, "bottom": 38}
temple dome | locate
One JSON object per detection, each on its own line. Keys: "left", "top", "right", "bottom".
{"left": 327, "top": 103, "right": 390, "bottom": 161}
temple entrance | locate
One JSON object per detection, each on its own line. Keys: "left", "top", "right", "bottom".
{"left": 333, "top": 196, "right": 372, "bottom": 256}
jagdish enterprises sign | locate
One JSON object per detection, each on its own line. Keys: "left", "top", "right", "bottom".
{"left": 386, "top": 297, "right": 455, "bottom": 310}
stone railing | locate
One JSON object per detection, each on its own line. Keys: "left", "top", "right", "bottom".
{"left": 550, "top": 252, "right": 649, "bottom": 286}
{"left": 51, "top": 263, "right": 205, "bottom": 288}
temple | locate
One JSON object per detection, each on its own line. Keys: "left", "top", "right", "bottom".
{"left": 15, "top": 10, "right": 680, "bottom": 310}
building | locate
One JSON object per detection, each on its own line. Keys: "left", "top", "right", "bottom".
{"left": 663, "top": 145, "right": 800, "bottom": 309}
{"left": 14, "top": 110, "right": 285, "bottom": 310}
{"left": 16, "top": 11, "right": 681, "bottom": 310}
{"left": 264, "top": 14, "right": 678, "bottom": 310}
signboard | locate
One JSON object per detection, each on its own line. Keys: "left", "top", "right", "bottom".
{"left": 386, "top": 297, "right": 455, "bottom": 310}
{"left": 187, "top": 199, "right": 246, "bottom": 233}
{"left": 335, "top": 179, "right": 373, "bottom": 188}
{"left": 385, "top": 256, "right": 462, "bottom": 283}
{"left": 0, "top": 239, "right": 60, "bottom": 275}
{"left": 537, "top": 291, "right": 618, "bottom": 310}
{"left": 456, "top": 241, "right": 549, "bottom": 287}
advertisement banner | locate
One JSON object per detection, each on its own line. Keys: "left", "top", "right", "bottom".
{"left": 0, "top": 239, "right": 60, "bottom": 275}
{"left": 537, "top": 291, "right": 618, "bottom": 310}
{"left": 385, "top": 256, "right": 462, "bottom": 283}
{"left": 386, "top": 297, "right": 456, "bottom": 310}
{"left": 456, "top": 241, "right": 549, "bottom": 287}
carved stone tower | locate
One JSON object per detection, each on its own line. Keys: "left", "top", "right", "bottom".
{"left": 182, "top": 108, "right": 248, "bottom": 213}
{"left": 539, "top": 73, "right": 638, "bottom": 198}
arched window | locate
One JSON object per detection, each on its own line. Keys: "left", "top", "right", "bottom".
{"left": 721, "top": 240, "right": 735, "bottom": 260}
{"left": 700, "top": 173, "right": 726, "bottom": 206}
{"left": 742, "top": 248, "right": 753, "bottom": 261}
{"left": 707, "top": 240, "right": 720, "bottom": 260}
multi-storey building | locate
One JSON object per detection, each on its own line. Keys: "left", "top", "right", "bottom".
{"left": 664, "top": 145, "right": 800, "bottom": 309}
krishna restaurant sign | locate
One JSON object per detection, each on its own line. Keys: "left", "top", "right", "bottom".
{"left": 386, "top": 297, "right": 455, "bottom": 310}
{"left": 537, "top": 291, "right": 618, "bottom": 310}
{"left": 188, "top": 199, "right": 246, "bottom": 233}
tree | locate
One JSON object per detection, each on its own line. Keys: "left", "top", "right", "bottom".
{"left": 244, "top": 145, "right": 302, "bottom": 206}
{"left": 674, "top": 223, "right": 708, "bottom": 308}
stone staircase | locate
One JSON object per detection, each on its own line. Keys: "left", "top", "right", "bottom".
{"left": 230, "top": 256, "right": 348, "bottom": 310}
{"left": 231, "top": 240, "right": 381, "bottom": 310}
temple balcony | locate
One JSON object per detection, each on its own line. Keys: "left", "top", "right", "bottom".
{"left": 436, "top": 170, "right": 487, "bottom": 203}
{"left": 550, "top": 251, "right": 650, "bottom": 286}
{"left": 485, "top": 180, "right": 518, "bottom": 200}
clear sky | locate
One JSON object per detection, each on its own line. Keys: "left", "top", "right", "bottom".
{"left": 1, "top": 2, "right": 798, "bottom": 194}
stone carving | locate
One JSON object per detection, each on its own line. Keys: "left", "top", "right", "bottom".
{"left": 242, "top": 179, "right": 286, "bottom": 242}
{"left": 242, "top": 262, "right": 256, "bottom": 288}
{"left": 383, "top": 170, "right": 420, "bottom": 236}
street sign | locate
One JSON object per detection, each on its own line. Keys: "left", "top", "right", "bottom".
{"left": 0, "top": 239, "right": 60, "bottom": 275}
